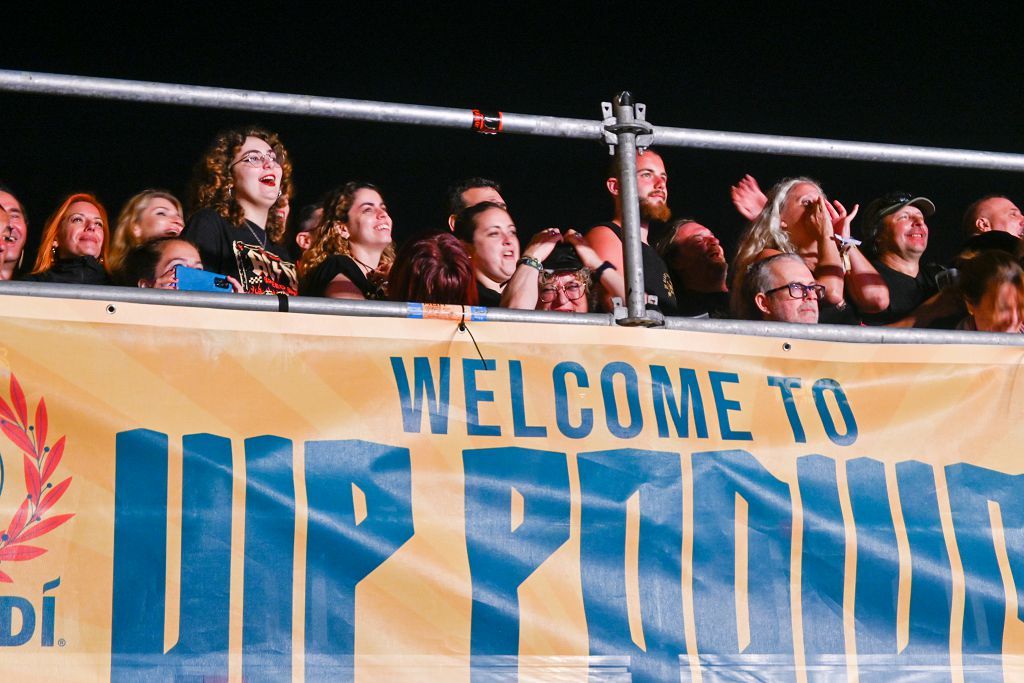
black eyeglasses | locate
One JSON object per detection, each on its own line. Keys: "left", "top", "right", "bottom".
{"left": 539, "top": 281, "right": 585, "bottom": 303}
{"left": 764, "top": 282, "right": 826, "bottom": 300}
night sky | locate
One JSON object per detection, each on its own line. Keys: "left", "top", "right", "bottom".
{"left": 3, "top": 4, "right": 1022, "bottom": 265}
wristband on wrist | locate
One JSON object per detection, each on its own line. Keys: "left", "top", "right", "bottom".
{"left": 832, "top": 234, "right": 861, "bottom": 254}
{"left": 592, "top": 261, "right": 616, "bottom": 280}
{"left": 517, "top": 256, "right": 543, "bottom": 271}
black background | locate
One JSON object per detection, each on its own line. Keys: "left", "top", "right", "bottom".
{"left": 3, "top": 3, "right": 1022, "bottom": 264}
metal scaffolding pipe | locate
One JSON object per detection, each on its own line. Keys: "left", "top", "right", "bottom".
{"left": 4, "top": 69, "right": 1024, "bottom": 170}
{"left": 609, "top": 92, "right": 651, "bottom": 322}
{"left": 0, "top": 69, "right": 602, "bottom": 140}
{"left": 652, "top": 126, "right": 1024, "bottom": 171}
{"left": 3, "top": 282, "right": 1022, "bottom": 346}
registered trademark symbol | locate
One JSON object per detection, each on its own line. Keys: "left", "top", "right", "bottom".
{"left": 58, "top": 638, "right": 66, "bottom": 647}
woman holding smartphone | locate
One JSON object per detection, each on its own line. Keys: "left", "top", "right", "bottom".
{"left": 183, "top": 125, "right": 298, "bottom": 295}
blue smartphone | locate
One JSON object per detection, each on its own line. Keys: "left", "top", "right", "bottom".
{"left": 175, "top": 266, "right": 232, "bottom": 292}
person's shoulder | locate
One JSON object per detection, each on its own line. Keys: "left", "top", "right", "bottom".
{"left": 586, "top": 222, "right": 622, "bottom": 240}
{"left": 184, "top": 208, "right": 231, "bottom": 236}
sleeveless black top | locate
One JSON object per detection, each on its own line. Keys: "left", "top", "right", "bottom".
{"left": 299, "top": 254, "right": 386, "bottom": 299}
{"left": 588, "top": 222, "right": 678, "bottom": 315}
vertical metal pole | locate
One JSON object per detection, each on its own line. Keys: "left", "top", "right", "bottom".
{"left": 612, "top": 92, "right": 649, "bottom": 321}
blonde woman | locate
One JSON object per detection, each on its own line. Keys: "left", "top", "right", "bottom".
{"left": 107, "top": 189, "right": 184, "bottom": 274}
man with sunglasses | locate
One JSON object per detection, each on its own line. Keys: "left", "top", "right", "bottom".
{"left": 745, "top": 253, "right": 822, "bottom": 324}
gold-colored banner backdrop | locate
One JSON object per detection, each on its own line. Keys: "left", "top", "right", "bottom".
{"left": 2, "top": 294, "right": 1024, "bottom": 682}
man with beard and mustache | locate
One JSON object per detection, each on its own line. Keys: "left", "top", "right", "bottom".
{"left": 585, "top": 148, "right": 678, "bottom": 314}
{"left": 656, "top": 218, "right": 730, "bottom": 317}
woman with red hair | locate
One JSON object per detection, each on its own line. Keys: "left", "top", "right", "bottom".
{"left": 388, "top": 232, "right": 478, "bottom": 305}
{"left": 22, "top": 193, "right": 110, "bottom": 285}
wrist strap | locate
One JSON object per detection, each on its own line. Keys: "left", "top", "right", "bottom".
{"left": 517, "top": 256, "right": 543, "bottom": 271}
{"left": 592, "top": 261, "right": 616, "bottom": 280}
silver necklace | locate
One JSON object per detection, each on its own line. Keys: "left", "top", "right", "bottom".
{"left": 246, "top": 222, "right": 267, "bottom": 249}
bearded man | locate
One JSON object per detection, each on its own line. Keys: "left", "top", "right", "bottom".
{"left": 586, "top": 148, "right": 677, "bottom": 314}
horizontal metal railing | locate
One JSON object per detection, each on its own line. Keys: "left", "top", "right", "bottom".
{"left": 3, "top": 282, "right": 1022, "bottom": 347}
{"left": 5, "top": 69, "right": 1024, "bottom": 170}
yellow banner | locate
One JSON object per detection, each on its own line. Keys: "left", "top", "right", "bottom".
{"left": 1, "top": 294, "right": 1024, "bottom": 681}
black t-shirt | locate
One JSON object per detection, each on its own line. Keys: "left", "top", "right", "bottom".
{"left": 860, "top": 260, "right": 938, "bottom": 326}
{"left": 588, "top": 222, "right": 678, "bottom": 315}
{"left": 182, "top": 208, "right": 297, "bottom": 295}
{"left": 20, "top": 256, "right": 110, "bottom": 285}
{"left": 674, "top": 289, "right": 730, "bottom": 318}
{"left": 476, "top": 281, "right": 502, "bottom": 308}
{"left": 299, "top": 254, "right": 386, "bottom": 299}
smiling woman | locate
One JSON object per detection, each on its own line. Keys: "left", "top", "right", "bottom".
{"left": 298, "top": 182, "right": 395, "bottom": 300}
{"left": 453, "top": 201, "right": 521, "bottom": 307}
{"left": 106, "top": 189, "right": 185, "bottom": 276}
{"left": 182, "top": 126, "right": 298, "bottom": 295}
{"left": 22, "top": 193, "right": 111, "bottom": 285}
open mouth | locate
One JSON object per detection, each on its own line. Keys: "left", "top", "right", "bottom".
{"left": 259, "top": 174, "right": 278, "bottom": 187}
{"left": 374, "top": 223, "right": 391, "bottom": 233}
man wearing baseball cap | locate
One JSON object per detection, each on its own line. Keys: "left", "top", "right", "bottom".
{"left": 858, "top": 191, "right": 957, "bottom": 326}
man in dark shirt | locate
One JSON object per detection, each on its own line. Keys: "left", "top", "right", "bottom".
{"left": 585, "top": 148, "right": 678, "bottom": 314}
{"left": 859, "top": 192, "right": 954, "bottom": 327}
{"left": 655, "top": 218, "right": 729, "bottom": 317}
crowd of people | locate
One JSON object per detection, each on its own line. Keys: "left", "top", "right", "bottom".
{"left": 2, "top": 124, "right": 1023, "bottom": 334}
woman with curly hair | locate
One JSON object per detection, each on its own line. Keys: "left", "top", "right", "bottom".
{"left": 107, "top": 189, "right": 184, "bottom": 275}
{"left": 730, "top": 177, "right": 888, "bottom": 322}
{"left": 22, "top": 193, "right": 111, "bottom": 285}
{"left": 299, "top": 182, "right": 395, "bottom": 299}
{"left": 182, "top": 125, "right": 298, "bottom": 295}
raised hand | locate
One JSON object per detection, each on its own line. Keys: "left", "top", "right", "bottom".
{"left": 523, "top": 227, "right": 563, "bottom": 262}
{"left": 826, "top": 199, "right": 859, "bottom": 240}
{"left": 563, "top": 229, "right": 604, "bottom": 270}
{"left": 730, "top": 174, "right": 768, "bottom": 221}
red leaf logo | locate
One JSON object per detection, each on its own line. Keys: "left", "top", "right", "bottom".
{"left": 41, "top": 436, "right": 66, "bottom": 485}
{"left": 0, "top": 545, "right": 47, "bottom": 562}
{"left": 9, "top": 374, "right": 27, "bottom": 426}
{"left": 0, "top": 395, "right": 15, "bottom": 423}
{"left": 34, "top": 397, "right": 48, "bottom": 456}
{"left": 23, "top": 453, "right": 41, "bottom": 502}
{"left": 35, "top": 477, "right": 72, "bottom": 520}
{"left": 1, "top": 419, "right": 35, "bottom": 455}
{"left": 0, "top": 373, "right": 75, "bottom": 583}
{"left": 15, "top": 513, "right": 74, "bottom": 543}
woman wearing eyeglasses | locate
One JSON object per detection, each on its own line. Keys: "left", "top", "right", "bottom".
{"left": 502, "top": 228, "right": 622, "bottom": 313}
{"left": 730, "top": 177, "right": 888, "bottom": 323}
{"left": 182, "top": 126, "right": 298, "bottom": 295}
